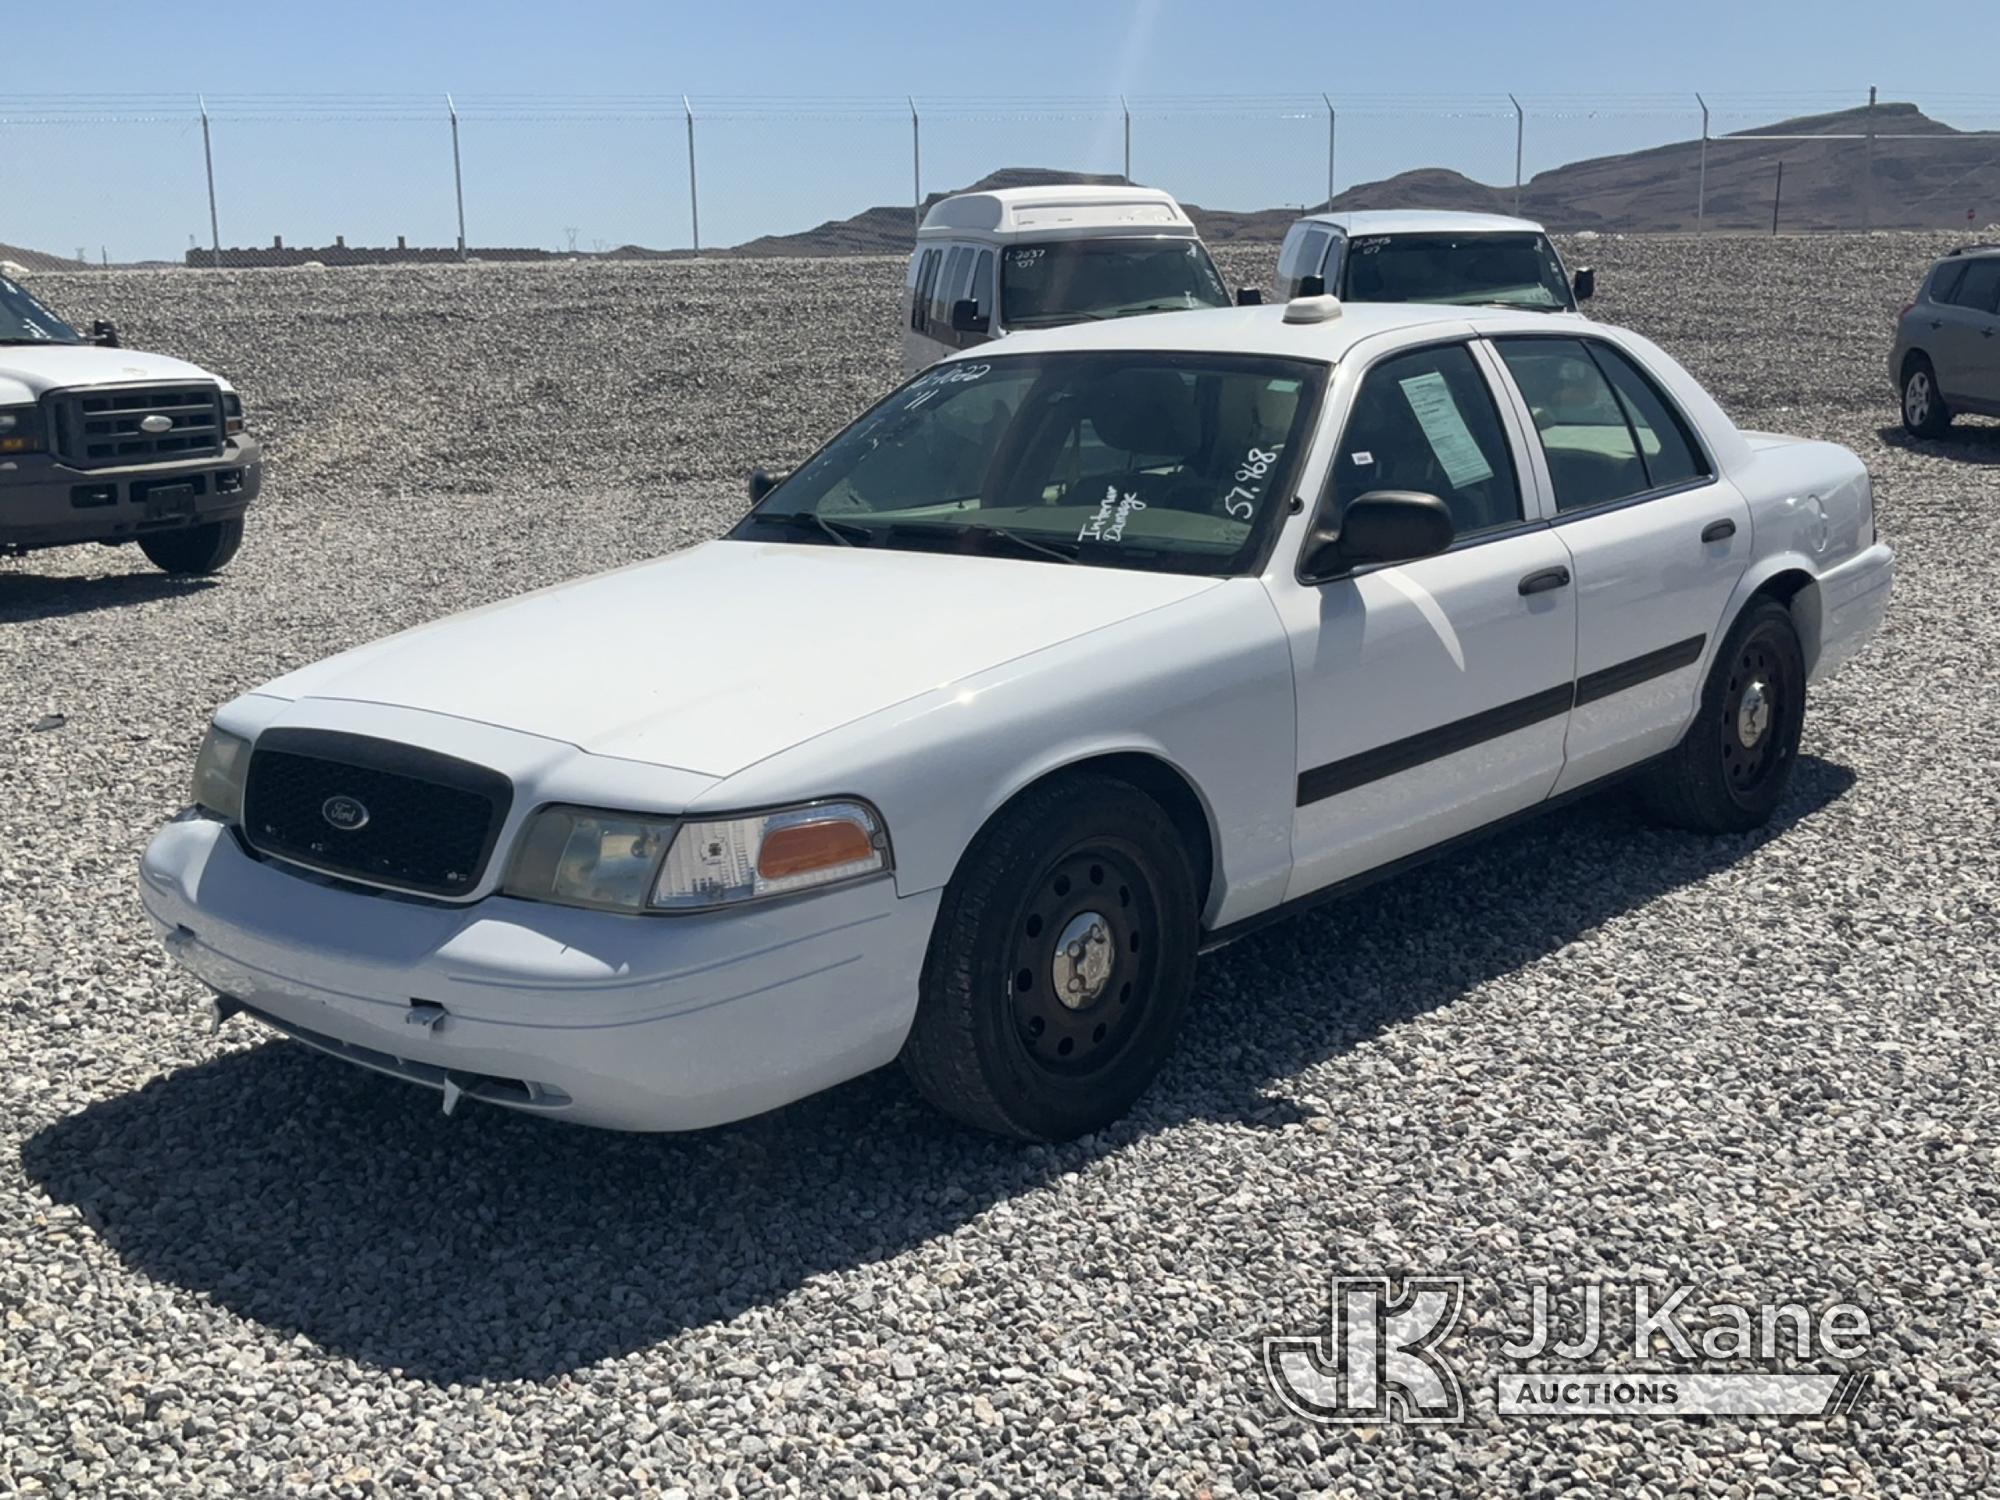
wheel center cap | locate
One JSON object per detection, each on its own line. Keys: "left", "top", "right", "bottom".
{"left": 1737, "top": 680, "right": 1771, "bottom": 748}
{"left": 1052, "top": 911, "right": 1114, "bottom": 1010}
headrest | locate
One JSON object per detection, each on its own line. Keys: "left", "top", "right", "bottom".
{"left": 1083, "top": 368, "right": 1200, "bottom": 459}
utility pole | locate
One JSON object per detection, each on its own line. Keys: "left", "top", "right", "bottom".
{"left": 447, "top": 94, "right": 467, "bottom": 259}
{"left": 1509, "top": 94, "right": 1524, "bottom": 216}
{"left": 1772, "top": 159, "right": 1784, "bottom": 235}
{"left": 1695, "top": 93, "right": 1709, "bottom": 236}
{"left": 910, "top": 96, "right": 922, "bottom": 232}
{"left": 1121, "top": 94, "right": 1131, "bottom": 182}
{"left": 199, "top": 95, "right": 221, "bottom": 268}
{"left": 1324, "top": 93, "right": 1336, "bottom": 210}
{"left": 1863, "top": 84, "right": 1877, "bottom": 232}
{"left": 684, "top": 95, "right": 700, "bottom": 253}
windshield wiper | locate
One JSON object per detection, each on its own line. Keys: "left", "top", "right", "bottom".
{"left": 744, "top": 510, "right": 874, "bottom": 546}
{"left": 883, "top": 521, "right": 1078, "bottom": 564}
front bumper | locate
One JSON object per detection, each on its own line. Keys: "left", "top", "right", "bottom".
{"left": 139, "top": 815, "right": 939, "bottom": 1130}
{"left": 0, "top": 436, "right": 263, "bottom": 551}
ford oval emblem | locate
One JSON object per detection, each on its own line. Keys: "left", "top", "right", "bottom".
{"left": 321, "top": 795, "right": 370, "bottom": 832}
{"left": 139, "top": 414, "right": 174, "bottom": 434}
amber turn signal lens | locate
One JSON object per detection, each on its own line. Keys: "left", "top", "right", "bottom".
{"left": 757, "top": 816, "right": 876, "bottom": 880}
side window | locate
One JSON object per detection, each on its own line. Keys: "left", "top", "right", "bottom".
{"left": 969, "top": 250, "right": 994, "bottom": 323}
{"left": 1949, "top": 259, "right": 2000, "bottom": 314}
{"left": 1297, "top": 227, "right": 1332, "bottom": 287}
{"left": 1330, "top": 343, "right": 1522, "bottom": 537}
{"left": 1588, "top": 343, "right": 1711, "bottom": 490}
{"left": 1929, "top": 260, "right": 1968, "bottom": 305}
{"left": 1496, "top": 338, "right": 1648, "bottom": 513}
{"left": 911, "top": 250, "right": 941, "bottom": 332}
{"left": 933, "top": 246, "right": 970, "bottom": 330}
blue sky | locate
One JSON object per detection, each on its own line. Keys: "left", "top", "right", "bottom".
{"left": 8, "top": 1, "right": 1995, "bottom": 261}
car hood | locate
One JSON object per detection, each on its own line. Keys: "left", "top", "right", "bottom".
{"left": 0, "top": 343, "right": 229, "bottom": 406}
{"left": 258, "top": 539, "right": 1223, "bottom": 777}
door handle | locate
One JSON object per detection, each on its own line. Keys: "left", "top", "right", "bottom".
{"left": 1984, "top": 327, "right": 1997, "bottom": 339}
{"left": 1930, "top": 319, "right": 1944, "bottom": 330}
{"left": 1518, "top": 566, "right": 1570, "bottom": 595}
{"left": 1701, "top": 518, "right": 1737, "bottom": 543}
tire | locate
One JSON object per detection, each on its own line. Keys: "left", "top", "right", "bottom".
{"left": 1901, "top": 356, "right": 1952, "bottom": 439}
{"left": 1638, "top": 598, "right": 1807, "bottom": 834}
{"left": 900, "top": 774, "right": 1199, "bottom": 1141}
{"left": 139, "top": 518, "right": 244, "bottom": 576}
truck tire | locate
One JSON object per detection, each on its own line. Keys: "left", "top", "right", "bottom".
{"left": 1638, "top": 598, "right": 1806, "bottom": 834}
{"left": 900, "top": 774, "right": 1199, "bottom": 1140}
{"left": 139, "top": 518, "right": 244, "bottom": 576}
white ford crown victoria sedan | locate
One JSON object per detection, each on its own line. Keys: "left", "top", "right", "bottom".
{"left": 141, "top": 296, "right": 1894, "bottom": 1140}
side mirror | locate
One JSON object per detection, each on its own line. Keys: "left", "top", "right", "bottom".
{"left": 950, "top": 299, "right": 989, "bottom": 334}
{"left": 1297, "top": 273, "right": 1326, "bottom": 298}
{"left": 1572, "top": 266, "right": 1595, "bottom": 302}
{"left": 1301, "top": 490, "right": 1455, "bottom": 577}
{"left": 90, "top": 319, "right": 121, "bottom": 348}
{"left": 747, "top": 468, "right": 781, "bottom": 503}
{"left": 1235, "top": 287, "right": 1264, "bottom": 306}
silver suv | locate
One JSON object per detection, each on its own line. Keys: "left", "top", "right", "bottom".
{"left": 1891, "top": 245, "right": 2000, "bottom": 438}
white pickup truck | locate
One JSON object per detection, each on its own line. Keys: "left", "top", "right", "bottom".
{"left": 1, "top": 272, "right": 260, "bottom": 574}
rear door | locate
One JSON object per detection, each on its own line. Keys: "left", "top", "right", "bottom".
{"left": 1928, "top": 257, "right": 2000, "bottom": 404}
{"left": 1490, "top": 334, "right": 1751, "bottom": 793}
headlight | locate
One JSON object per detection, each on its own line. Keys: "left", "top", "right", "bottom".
{"left": 0, "top": 405, "right": 42, "bottom": 454}
{"left": 190, "top": 725, "right": 251, "bottom": 821}
{"left": 502, "top": 799, "right": 890, "bottom": 913}
{"left": 222, "top": 392, "right": 245, "bottom": 435}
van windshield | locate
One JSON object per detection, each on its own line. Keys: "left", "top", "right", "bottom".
{"left": 0, "top": 275, "right": 82, "bottom": 345}
{"left": 730, "top": 351, "right": 1325, "bottom": 577}
{"left": 1001, "top": 239, "right": 1231, "bottom": 328}
{"left": 1340, "top": 232, "right": 1573, "bottom": 310}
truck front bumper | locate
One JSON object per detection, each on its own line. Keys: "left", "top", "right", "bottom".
{"left": 139, "top": 814, "right": 938, "bottom": 1131}
{"left": 0, "top": 436, "right": 263, "bottom": 552}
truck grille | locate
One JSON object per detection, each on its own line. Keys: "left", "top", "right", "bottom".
{"left": 48, "top": 384, "right": 224, "bottom": 468}
{"left": 241, "top": 730, "right": 513, "bottom": 899}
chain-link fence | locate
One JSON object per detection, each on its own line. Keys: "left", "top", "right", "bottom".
{"left": 3, "top": 91, "right": 1997, "bottom": 269}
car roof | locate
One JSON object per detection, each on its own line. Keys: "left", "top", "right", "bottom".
{"left": 945, "top": 298, "right": 1589, "bottom": 365}
{"left": 1293, "top": 210, "right": 1548, "bottom": 236}
{"left": 919, "top": 185, "right": 1196, "bottom": 240}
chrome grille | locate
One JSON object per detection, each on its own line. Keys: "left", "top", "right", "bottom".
{"left": 49, "top": 384, "right": 224, "bottom": 468}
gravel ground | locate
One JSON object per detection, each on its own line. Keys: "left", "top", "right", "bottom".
{"left": 1, "top": 235, "right": 1995, "bottom": 1497}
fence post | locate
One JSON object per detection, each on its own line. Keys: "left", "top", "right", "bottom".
{"left": 1509, "top": 93, "right": 1524, "bottom": 215}
{"left": 1772, "top": 159, "right": 1783, "bottom": 235}
{"left": 1695, "top": 93, "right": 1709, "bottom": 236}
{"left": 909, "top": 96, "right": 921, "bottom": 232}
{"left": 199, "top": 95, "right": 221, "bottom": 268}
{"left": 684, "top": 95, "right": 700, "bottom": 253}
{"left": 1121, "top": 94, "right": 1130, "bottom": 182}
{"left": 1863, "top": 84, "right": 1877, "bottom": 232}
{"left": 447, "top": 94, "right": 467, "bottom": 259}
{"left": 1323, "top": 93, "right": 1336, "bottom": 210}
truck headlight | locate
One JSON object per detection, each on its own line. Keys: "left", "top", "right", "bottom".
{"left": 190, "top": 725, "right": 251, "bottom": 821}
{"left": 0, "top": 406, "right": 43, "bottom": 455}
{"left": 501, "top": 799, "right": 890, "bottom": 913}
{"left": 222, "top": 392, "right": 245, "bottom": 435}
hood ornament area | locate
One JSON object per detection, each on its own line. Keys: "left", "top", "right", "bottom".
{"left": 321, "top": 795, "right": 370, "bottom": 832}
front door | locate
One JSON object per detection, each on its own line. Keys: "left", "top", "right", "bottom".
{"left": 1272, "top": 338, "right": 1577, "bottom": 900}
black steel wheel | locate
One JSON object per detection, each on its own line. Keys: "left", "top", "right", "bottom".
{"left": 902, "top": 774, "right": 1199, "bottom": 1140}
{"left": 1639, "top": 598, "right": 1806, "bottom": 834}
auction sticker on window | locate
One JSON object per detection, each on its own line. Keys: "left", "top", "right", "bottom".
{"left": 1398, "top": 371, "right": 1494, "bottom": 489}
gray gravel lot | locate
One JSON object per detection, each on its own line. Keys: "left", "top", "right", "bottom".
{"left": 1, "top": 235, "right": 1996, "bottom": 1497}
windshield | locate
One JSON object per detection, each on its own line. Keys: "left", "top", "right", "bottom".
{"left": 1340, "top": 232, "right": 1573, "bottom": 310}
{"left": 1001, "top": 239, "right": 1232, "bottom": 328}
{"left": 0, "top": 275, "right": 82, "bottom": 344}
{"left": 730, "top": 352, "right": 1325, "bottom": 576}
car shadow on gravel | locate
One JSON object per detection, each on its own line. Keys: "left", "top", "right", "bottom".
{"left": 20, "top": 755, "right": 1856, "bottom": 1386}
{"left": 0, "top": 568, "right": 218, "bottom": 623}
{"left": 1874, "top": 422, "right": 2000, "bottom": 464}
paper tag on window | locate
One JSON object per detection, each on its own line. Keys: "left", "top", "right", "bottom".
{"left": 1397, "top": 372, "right": 1495, "bottom": 489}
{"left": 1351, "top": 450, "right": 1374, "bottom": 466}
